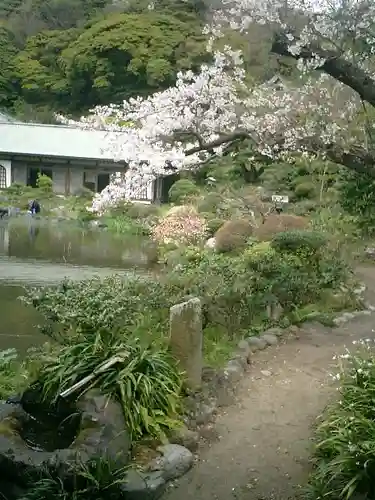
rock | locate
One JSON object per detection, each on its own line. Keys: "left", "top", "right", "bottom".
{"left": 246, "top": 336, "right": 267, "bottom": 351}
{"left": 184, "top": 396, "right": 217, "bottom": 428}
{"left": 224, "top": 360, "right": 244, "bottom": 384}
{"left": 365, "top": 247, "right": 375, "bottom": 259}
{"left": 149, "top": 444, "right": 194, "bottom": 481}
{"left": 263, "top": 327, "right": 284, "bottom": 337}
{"left": 205, "top": 237, "right": 216, "bottom": 249}
{"left": 0, "top": 389, "right": 131, "bottom": 487}
{"left": 201, "top": 366, "right": 217, "bottom": 383}
{"left": 168, "top": 425, "right": 199, "bottom": 452}
{"left": 194, "top": 401, "right": 217, "bottom": 426}
{"left": 169, "top": 298, "right": 203, "bottom": 388}
{"left": 260, "top": 334, "right": 278, "bottom": 346}
{"left": 354, "top": 284, "right": 366, "bottom": 296}
{"left": 288, "top": 325, "right": 300, "bottom": 335}
{"left": 237, "top": 339, "right": 251, "bottom": 354}
{"left": 120, "top": 468, "right": 166, "bottom": 500}
{"left": 75, "top": 389, "right": 131, "bottom": 467}
{"left": 230, "top": 353, "right": 249, "bottom": 369}
{"left": 214, "top": 370, "right": 236, "bottom": 407}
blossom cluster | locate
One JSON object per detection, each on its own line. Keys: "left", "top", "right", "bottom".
{"left": 151, "top": 206, "right": 207, "bottom": 246}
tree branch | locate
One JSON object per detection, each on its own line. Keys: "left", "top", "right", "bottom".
{"left": 320, "top": 143, "right": 375, "bottom": 177}
{"left": 271, "top": 32, "right": 375, "bottom": 108}
{"left": 182, "top": 128, "right": 375, "bottom": 177}
{"left": 184, "top": 130, "right": 251, "bottom": 155}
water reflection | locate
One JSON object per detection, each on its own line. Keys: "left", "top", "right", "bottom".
{"left": 0, "top": 218, "right": 157, "bottom": 354}
{"left": 0, "top": 283, "right": 43, "bottom": 354}
{"left": 0, "top": 219, "right": 156, "bottom": 268}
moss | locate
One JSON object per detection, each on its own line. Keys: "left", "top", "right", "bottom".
{"left": 0, "top": 418, "right": 21, "bottom": 438}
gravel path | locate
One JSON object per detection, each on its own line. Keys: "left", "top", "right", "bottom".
{"left": 164, "top": 266, "right": 375, "bottom": 500}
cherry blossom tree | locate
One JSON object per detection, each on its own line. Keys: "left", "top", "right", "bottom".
{"left": 59, "top": 0, "right": 375, "bottom": 212}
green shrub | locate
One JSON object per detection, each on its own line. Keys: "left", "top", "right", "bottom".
{"left": 0, "top": 348, "right": 30, "bottom": 399}
{"left": 167, "top": 242, "right": 349, "bottom": 336}
{"left": 72, "top": 187, "right": 94, "bottom": 199}
{"left": 307, "top": 343, "right": 375, "bottom": 499}
{"left": 21, "top": 276, "right": 171, "bottom": 343}
{"left": 125, "top": 202, "right": 161, "bottom": 219}
{"left": 271, "top": 230, "right": 327, "bottom": 254}
{"left": 105, "top": 215, "right": 150, "bottom": 236}
{"left": 168, "top": 179, "right": 199, "bottom": 203}
{"left": 2, "top": 182, "right": 30, "bottom": 196}
{"left": 206, "top": 217, "right": 225, "bottom": 236}
{"left": 22, "top": 457, "right": 128, "bottom": 500}
{"left": 197, "top": 192, "right": 224, "bottom": 214}
{"left": 294, "top": 181, "right": 316, "bottom": 199}
{"left": 36, "top": 173, "right": 53, "bottom": 194}
{"left": 215, "top": 219, "right": 253, "bottom": 253}
{"left": 338, "top": 168, "right": 375, "bottom": 234}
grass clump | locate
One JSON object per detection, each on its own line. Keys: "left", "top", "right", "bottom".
{"left": 0, "top": 348, "right": 32, "bottom": 399}
{"left": 22, "top": 458, "right": 128, "bottom": 500}
{"left": 307, "top": 341, "right": 375, "bottom": 500}
{"left": 38, "top": 335, "right": 182, "bottom": 441}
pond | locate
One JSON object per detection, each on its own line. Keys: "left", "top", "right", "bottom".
{"left": 0, "top": 218, "right": 156, "bottom": 353}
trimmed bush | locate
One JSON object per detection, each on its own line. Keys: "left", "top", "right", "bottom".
{"left": 214, "top": 219, "right": 253, "bottom": 253}
{"left": 254, "top": 214, "right": 309, "bottom": 240}
{"left": 271, "top": 230, "right": 327, "bottom": 254}
{"left": 168, "top": 179, "right": 199, "bottom": 203}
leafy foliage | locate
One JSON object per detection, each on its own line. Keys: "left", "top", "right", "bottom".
{"left": 307, "top": 341, "right": 375, "bottom": 499}
{"left": 0, "top": 348, "right": 30, "bottom": 399}
{"left": 38, "top": 335, "right": 182, "bottom": 440}
{"left": 0, "top": 25, "right": 18, "bottom": 108}
{"left": 168, "top": 179, "right": 200, "bottom": 203}
{"left": 270, "top": 230, "right": 327, "bottom": 254}
{"left": 8, "top": 6, "right": 209, "bottom": 115}
{"left": 21, "top": 457, "right": 128, "bottom": 500}
{"left": 338, "top": 169, "right": 375, "bottom": 235}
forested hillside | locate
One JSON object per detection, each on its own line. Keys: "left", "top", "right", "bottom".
{"left": 0, "top": 0, "right": 290, "bottom": 122}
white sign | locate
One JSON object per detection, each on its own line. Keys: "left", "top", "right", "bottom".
{"left": 272, "top": 195, "right": 289, "bottom": 203}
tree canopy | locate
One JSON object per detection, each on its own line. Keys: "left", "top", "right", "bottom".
{"left": 0, "top": 0, "right": 213, "bottom": 119}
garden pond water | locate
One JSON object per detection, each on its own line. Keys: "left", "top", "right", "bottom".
{"left": 0, "top": 217, "right": 156, "bottom": 353}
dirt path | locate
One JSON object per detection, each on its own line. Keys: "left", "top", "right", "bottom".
{"left": 164, "top": 267, "right": 375, "bottom": 500}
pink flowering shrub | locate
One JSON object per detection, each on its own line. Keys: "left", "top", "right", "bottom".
{"left": 152, "top": 206, "right": 207, "bottom": 245}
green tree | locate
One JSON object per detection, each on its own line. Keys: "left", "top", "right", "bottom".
{"left": 15, "top": 11, "right": 209, "bottom": 114}
{"left": 14, "top": 28, "right": 80, "bottom": 110}
{"left": 0, "top": 24, "right": 18, "bottom": 108}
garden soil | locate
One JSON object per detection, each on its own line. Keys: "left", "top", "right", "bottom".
{"left": 164, "top": 265, "right": 375, "bottom": 500}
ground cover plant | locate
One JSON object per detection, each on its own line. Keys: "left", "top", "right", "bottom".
{"left": 306, "top": 339, "right": 375, "bottom": 499}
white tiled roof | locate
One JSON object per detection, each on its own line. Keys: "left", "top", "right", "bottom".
{"left": 0, "top": 121, "right": 121, "bottom": 161}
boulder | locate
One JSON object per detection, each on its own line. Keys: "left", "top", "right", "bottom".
{"left": 149, "top": 444, "right": 194, "bottom": 481}
{"left": 0, "top": 389, "right": 131, "bottom": 488}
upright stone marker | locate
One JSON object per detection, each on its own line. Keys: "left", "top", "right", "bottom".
{"left": 169, "top": 297, "right": 203, "bottom": 388}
